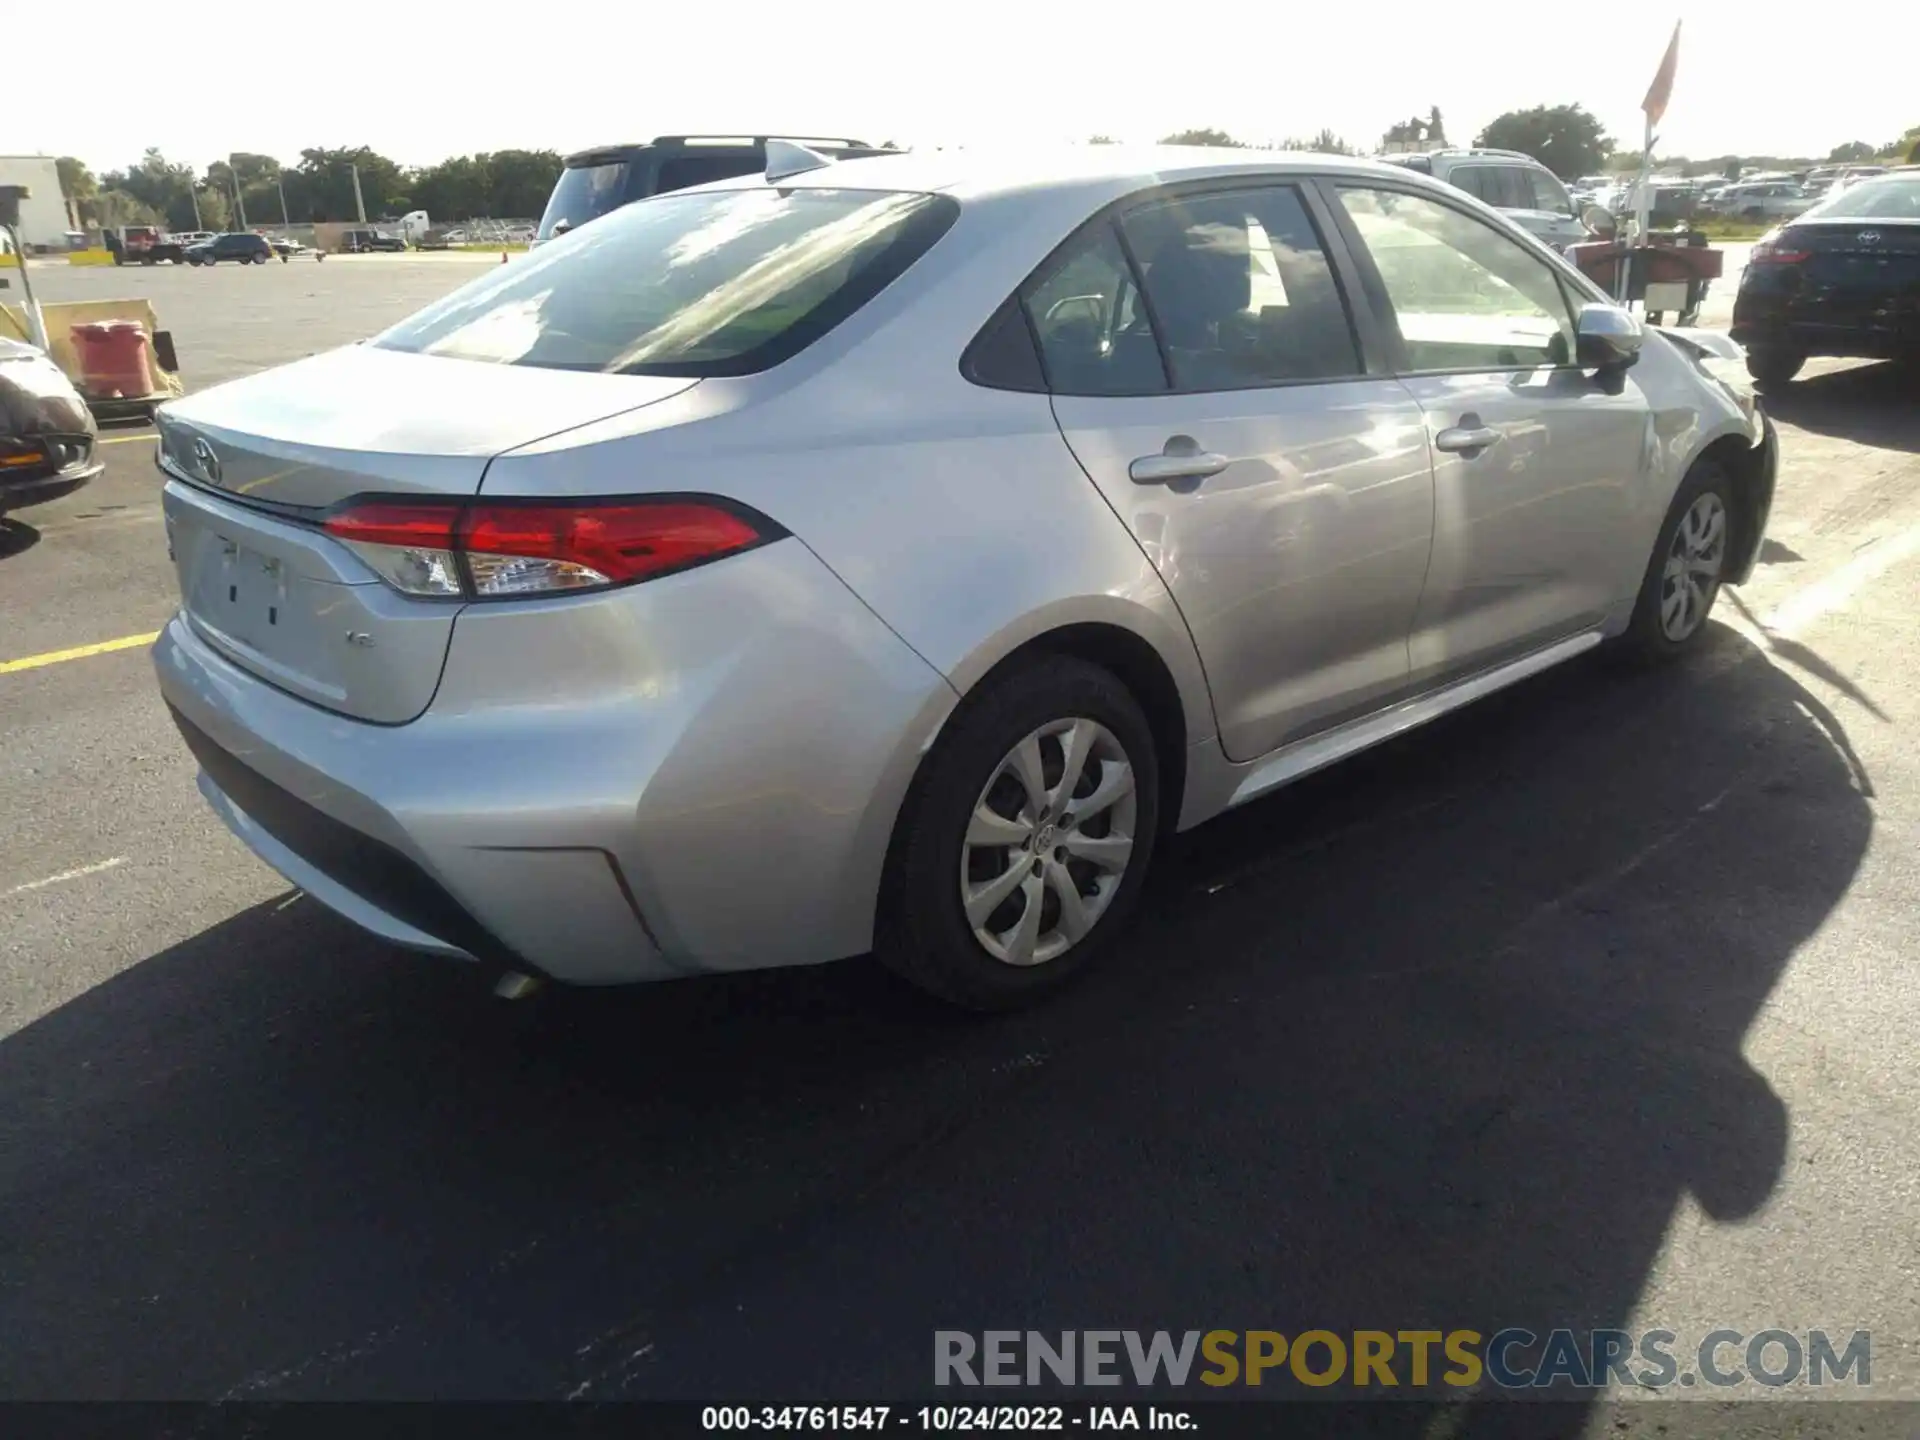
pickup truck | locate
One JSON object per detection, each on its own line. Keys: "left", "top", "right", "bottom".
{"left": 114, "top": 227, "right": 189, "bottom": 265}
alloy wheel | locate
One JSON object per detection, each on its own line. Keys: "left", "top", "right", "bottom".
{"left": 1660, "top": 492, "right": 1727, "bottom": 641}
{"left": 960, "top": 718, "right": 1137, "bottom": 967}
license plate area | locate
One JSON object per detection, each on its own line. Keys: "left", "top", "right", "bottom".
{"left": 212, "top": 536, "right": 294, "bottom": 644}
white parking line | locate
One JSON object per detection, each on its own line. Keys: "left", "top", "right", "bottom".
{"left": 2, "top": 857, "right": 127, "bottom": 898}
{"left": 1763, "top": 522, "right": 1920, "bottom": 639}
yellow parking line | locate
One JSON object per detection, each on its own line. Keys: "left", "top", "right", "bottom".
{"left": 99, "top": 433, "right": 158, "bottom": 445}
{"left": 0, "top": 632, "right": 159, "bottom": 675}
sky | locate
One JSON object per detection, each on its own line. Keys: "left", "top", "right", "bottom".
{"left": 11, "top": 0, "right": 1910, "bottom": 177}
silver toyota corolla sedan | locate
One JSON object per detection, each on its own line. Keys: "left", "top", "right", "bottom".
{"left": 151, "top": 145, "right": 1776, "bottom": 1009}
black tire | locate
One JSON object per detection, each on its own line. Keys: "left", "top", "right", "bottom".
{"left": 876, "top": 656, "right": 1160, "bottom": 1010}
{"left": 1745, "top": 348, "right": 1805, "bottom": 386}
{"left": 1612, "top": 461, "right": 1737, "bottom": 666}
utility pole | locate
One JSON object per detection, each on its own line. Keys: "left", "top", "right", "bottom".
{"left": 350, "top": 163, "right": 367, "bottom": 224}
{"left": 277, "top": 175, "right": 291, "bottom": 228}
{"left": 189, "top": 184, "right": 203, "bottom": 230}
{"left": 229, "top": 155, "right": 247, "bottom": 229}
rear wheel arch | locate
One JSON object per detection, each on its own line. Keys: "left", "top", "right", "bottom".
{"left": 873, "top": 632, "right": 1178, "bottom": 1007}
{"left": 976, "top": 622, "right": 1190, "bottom": 838}
{"left": 896, "top": 621, "right": 1192, "bottom": 855}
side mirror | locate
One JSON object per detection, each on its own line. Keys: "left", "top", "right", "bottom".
{"left": 550, "top": 218, "right": 573, "bottom": 238}
{"left": 1579, "top": 203, "right": 1618, "bottom": 239}
{"left": 1575, "top": 302, "right": 1643, "bottom": 370}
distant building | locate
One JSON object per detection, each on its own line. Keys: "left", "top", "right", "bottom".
{"left": 0, "top": 156, "right": 72, "bottom": 248}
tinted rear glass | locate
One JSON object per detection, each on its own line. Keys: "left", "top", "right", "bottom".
{"left": 655, "top": 153, "right": 766, "bottom": 195}
{"left": 376, "top": 188, "right": 959, "bottom": 377}
{"left": 537, "top": 160, "right": 632, "bottom": 241}
{"left": 1807, "top": 177, "right": 1920, "bottom": 219}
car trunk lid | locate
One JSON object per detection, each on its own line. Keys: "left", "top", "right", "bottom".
{"left": 1780, "top": 219, "right": 1920, "bottom": 328}
{"left": 157, "top": 344, "right": 699, "bottom": 723}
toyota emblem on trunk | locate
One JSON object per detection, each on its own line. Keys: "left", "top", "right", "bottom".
{"left": 1858, "top": 230, "right": 1882, "bottom": 247}
{"left": 191, "top": 437, "right": 222, "bottom": 486}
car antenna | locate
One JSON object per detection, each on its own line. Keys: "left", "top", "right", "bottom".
{"left": 765, "top": 139, "right": 835, "bottom": 183}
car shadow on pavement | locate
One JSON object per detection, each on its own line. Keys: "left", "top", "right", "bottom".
{"left": 0, "top": 516, "right": 41, "bottom": 559}
{"left": 0, "top": 625, "right": 1873, "bottom": 1433}
{"left": 1763, "top": 360, "right": 1920, "bottom": 452}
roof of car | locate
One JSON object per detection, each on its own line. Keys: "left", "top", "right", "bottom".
{"left": 733, "top": 144, "right": 1431, "bottom": 204}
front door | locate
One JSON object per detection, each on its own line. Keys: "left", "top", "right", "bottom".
{"left": 1327, "top": 183, "right": 1651, "bottom": 687}
{"left": 1034, "top": 182, "right": 1435, "bottom": 763}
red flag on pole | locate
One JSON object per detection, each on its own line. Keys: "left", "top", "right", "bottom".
{"left": 1643, "top": 21, "right": 1681, "bottom": 126}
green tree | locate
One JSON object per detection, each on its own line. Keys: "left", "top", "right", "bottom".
{"left": 56, "top": 157, "right": 98, "bottom": 224}
{"left": 89, "top": 189, "right": 163, "bottom": 231}
{"left": 1160, "top": 128, "right": 1243, "bottom": 147}
{"left": 1087, "top": 135, "right": 1120, "bottom": 145}
{"left": 103, "top": 149, "right": 205, "bottom": 232}
{"left": 1475, "top": 104, "right": 1613, "bottom": 179}
{"left": 193, "top": 182, "right": 232, "bottom": 232}
{"left": 1310, "top": 128, "right": 1355, "bottom": 155}
{"left": 480, "top": 150, "right": 563, "bottom": 218}
{"left": 1827, "top": 140, "right": 1877, "bottom": 163}
{"left": 408, "top": 154, "right": 489, "bottom": 221}
{"left": 408, "top": 150, "right": 562, "bottom": 221}
{"left": 287, "top": 147, "right": 409, "bottom": 222}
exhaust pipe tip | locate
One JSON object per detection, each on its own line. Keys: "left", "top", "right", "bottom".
{"left": 493, "top": 970, "right": 545, "bottom": 1001}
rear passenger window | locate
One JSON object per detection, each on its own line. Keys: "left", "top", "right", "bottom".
{"left": 1117, "top": 185, "right": 1362, "bottom": 390}
{"left": 1022, "top": 225, "right": 1168, "bottom": 395}
{"left": 1451, "top": 167, "right": 1490, "bottom": 203}
{"left": 655, "top": 154, "right": 767, "bottom": 194}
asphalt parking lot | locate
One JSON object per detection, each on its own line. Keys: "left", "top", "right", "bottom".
{"left": 5, "top": 253, "right": 1920, "bottom": 1429}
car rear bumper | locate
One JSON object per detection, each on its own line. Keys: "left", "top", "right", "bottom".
{"left": 0, "top": 446, "right": 102, "bottom": 512}
{"left": 1730, "top": 318, "right": 1916, "bottom": 359}
{"left": 153, "top": 540, "right": 958, "bottom": 985}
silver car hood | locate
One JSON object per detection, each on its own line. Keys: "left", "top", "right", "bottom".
{"left": 156, "top": 343, "right": 699, "bottom": 509}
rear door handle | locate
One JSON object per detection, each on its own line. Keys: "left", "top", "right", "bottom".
{"left": 1434, "top": 417, "right": 1501, "bottom": 455}
{"left": 1129, "top": 437, "right": 1232, "bottom": 485}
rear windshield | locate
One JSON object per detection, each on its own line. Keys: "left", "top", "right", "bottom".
{"left": 1807, "top": 177, "right": 1920, "bottom": 219}
{"left": 537, "top": 160, "right": 632, "bottom": 242}
{"left": 375, "top": 187, "right": 959, "bottom": 377}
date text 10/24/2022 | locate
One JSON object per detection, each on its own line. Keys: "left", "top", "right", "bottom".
{"left": 702, "top": 1408, "right": 1192, "bottom": 1431}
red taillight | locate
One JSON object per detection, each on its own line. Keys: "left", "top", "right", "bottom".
{"left": 323, "top": 501, "right": 460, "bottom": 549}
{"left": 461, "top": 502, "right": 765, "bottom": 587}
{"left": 323, "top": 496, "right": 776, "bottom": 600}
{"left": 1750, "top": 233, "right": 1811, "bottom": 265}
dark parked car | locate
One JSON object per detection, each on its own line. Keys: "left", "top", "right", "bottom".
{"left": 1732, "top": 173, "right": 1920, "bottom": 384}
{"left": 0, "top": 337, "right": 101, "bottom": 515}
{"left": 341, "top": 228, "right": 408, "bottom": 253}
{"left": 187, "top": 233, "right": 275, "bottom": 266}
{"left": 535, "top": 134, "right": 891, "bottom": 244}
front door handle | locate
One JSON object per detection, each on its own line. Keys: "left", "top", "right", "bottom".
{"left": 1129, "top": 436, "right": 1232, "bottom": 485}
{"left": 1434, "top": 415, "right": 1501, "bottom": 455}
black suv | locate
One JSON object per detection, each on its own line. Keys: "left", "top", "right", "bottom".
{"left": 341, "top": 229, "right": 408, "bottom": 253}
{"left": 535, "top": 134, "right": 891, "bottom": 244}
{"left": 186, "top": 233, "right": 274, "bottom": 266}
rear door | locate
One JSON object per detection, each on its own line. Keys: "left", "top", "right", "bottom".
{"left": 1039, "top": 181, "right": 1436, "bottom": 762}
{"left": 1326, "top": 182, "right": 1650, "bottom": 687}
